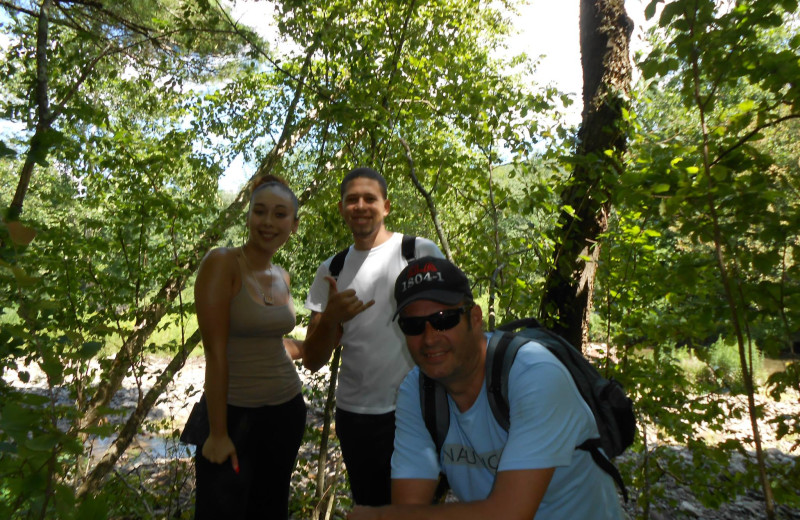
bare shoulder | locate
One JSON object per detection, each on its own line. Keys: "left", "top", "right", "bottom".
{"left": 198, "top": 247, "right": 240, "bottom": 279}
{"left": 201, "top": 247, "right": 238, "bottom": 265}
{"left": 273, "top": 263, "right": 292, "bottom": 287}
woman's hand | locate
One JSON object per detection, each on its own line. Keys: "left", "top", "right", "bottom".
{"left": 201, "top": 432, "right": 239, "bottom": 473}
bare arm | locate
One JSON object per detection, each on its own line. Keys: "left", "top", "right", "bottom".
{"left": 391, "top": 479, "right": 438, "bottom": 506}
{"left": 348, "top": 468, "right": 555, "bottom": 520}
{"left": 283, "top": 337, "right": 304, "bottom": 360}
{"left": 194, "top": 248, "right": 239, "bottom": 471}
{"left": 277, "top": 266, "right": 304, "bottom": 361}
{"left": 302, "top": 309, "right": 342, "bottom": 372}
{"left": 302, "top": 276, "right": 373, "bottom": 372}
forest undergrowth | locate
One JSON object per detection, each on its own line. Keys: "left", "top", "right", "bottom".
{"left": 4, "top": 353, "right": 799, "bottom": 520}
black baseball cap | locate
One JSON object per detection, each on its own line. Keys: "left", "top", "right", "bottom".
{"left": 393, "top": 256, "right": 473, "bottom": 319}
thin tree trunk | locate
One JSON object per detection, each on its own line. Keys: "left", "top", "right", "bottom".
{"left": 8, "top": 0, "right": 51, "bottom": 221}
{"left": 315, "top": 346, "right": 342, "bottom": 520}
{"left": 488, "top": 264, "right": 505, "bottom": 330}
{"left": 689, "top": 17, "right": 776, "bottom": 515}
{"left": 7, "top": 5, "right": 149, "bottom": 221}
{"left": 398, "top": 136, "right": 452, "bottom": 260}
{"left": 76, "top": 329, "right": 201, "bottom": 498}
{"left": 538, "top": 0, "right": 633, "bottom": 349}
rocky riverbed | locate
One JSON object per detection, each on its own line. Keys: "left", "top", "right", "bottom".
{"left": 4, "top": 355, "right": 799, "bottom": 519}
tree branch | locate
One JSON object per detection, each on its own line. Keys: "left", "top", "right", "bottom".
{"left": 711, "top": 113, "right": 800, "bottom": 167}
{"left": 398, "top": 136, "right": 452, "bottom": 260}
{"left": 76, "top": 330, "right": 201, "bottom": 499}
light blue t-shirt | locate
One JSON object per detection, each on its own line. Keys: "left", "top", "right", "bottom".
{"left": 392, "top": 334, "right": 624, "bottom": 519}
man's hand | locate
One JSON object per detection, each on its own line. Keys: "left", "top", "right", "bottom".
{"left": 201, "top": 433, "right": 240, "bottom": 473}
{"left": 322, "top": 276, "right": 375, "bottom": 324}
{"left": 303, "top": 277, "right": 375, "bottom": 372}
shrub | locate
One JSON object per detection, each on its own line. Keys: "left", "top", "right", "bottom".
{"left": 697, "top": 336, "right": 766, "bottom": 392}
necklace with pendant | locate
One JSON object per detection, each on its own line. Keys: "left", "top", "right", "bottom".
{"left": 241, "top": 247, "right": 274, "bottom": 305}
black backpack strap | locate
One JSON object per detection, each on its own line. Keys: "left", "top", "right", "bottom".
{"left": 330, "top": 236, "right": 413, "bottom": 279}
{"left": 401, "top": 234, "right": 416, "bottom": 261}
{"left": 420, "top": 373, "right": 449, "bottom": 454}
{"left": 419, "top": 372, "right": 451, "bottom": 502}
{"left": 328, "top": 246, "right": 351, "bottom": 279}
{"left": 578, "top": 439, "right": 629, "bottom": 502}
{"left": 496, "top": 317, "right": 542, "bottom": 332}
{"left": 485, "top": 331, "right": 527, "bottom": 431}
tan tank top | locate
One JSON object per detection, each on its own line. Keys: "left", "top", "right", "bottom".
{"left": 226, "top": 278, "right": 302, "bottom": 407}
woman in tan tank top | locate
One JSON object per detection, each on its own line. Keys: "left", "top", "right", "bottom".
{"left": 189, "top": 174, "right": 307, "bottom": 519}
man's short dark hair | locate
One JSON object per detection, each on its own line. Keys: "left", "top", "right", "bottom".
{"left": 340, "top": 167, "right": 388, "bottom": 200}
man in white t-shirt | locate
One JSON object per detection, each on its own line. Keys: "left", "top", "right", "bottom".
{"left": 304, "top": 167, "right": 444, "bottom": 506}
{"left": 348, "top": 256, "right": 624, "bottom": 520}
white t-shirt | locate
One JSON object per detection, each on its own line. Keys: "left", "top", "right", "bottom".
{"left": 305, "top": 233, "right": 444, "bottom": 414}
{"left": 392, "top": 334, "right": 624, "bottom": 519}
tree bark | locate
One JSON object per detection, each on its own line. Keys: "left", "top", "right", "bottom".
{"left": 314, "top": 346, "right": 342, "bottom": 520}
{"left": 538, "top": 0, "right": 633, "bottom": 350}
{"left": 398, "top": 136, "right": 452, "bottom": 260}
{"left": 8, "top": 0, "right": 51, "bottom": 221}
{"left": 75, "top": 329, "right": 201, "bottom": 499}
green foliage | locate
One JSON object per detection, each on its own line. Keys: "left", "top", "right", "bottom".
{"left": 699, "top": 336, "right": 766, "bottom": 392}
{"left": 2, "top": 0, "right": 569, "bottom": 515}
{"left": 0, "top": 0, "right": 252, "bottom": 515}
{"left": 767, "top": 362, "right": 800, "bottom": 454}
{"left": 2, "top": 0, "right": 799, "bottom": 517}
{"left": 598, "top": 0, "right": 800, "bottom": 515}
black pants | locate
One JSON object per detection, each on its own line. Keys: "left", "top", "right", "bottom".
{"left": 194, "top": 393, "right": 306, "bottom": 520}
{"left": 335, "top": 408, "right": 396, "bottom": 506}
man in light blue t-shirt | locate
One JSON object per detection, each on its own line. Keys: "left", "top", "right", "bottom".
{"left": 348, "top": 256, "right": 624, "bottom": 520}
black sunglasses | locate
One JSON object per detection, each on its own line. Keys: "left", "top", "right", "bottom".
{"left": 397, "top": 306, "right": 470, "bottom": 336}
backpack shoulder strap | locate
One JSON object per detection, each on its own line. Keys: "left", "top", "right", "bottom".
{"left": 401, "top": 234, "right": 416, "bottom": 261}
{"left": 328, "top": 246, "right": 351, "bottom": 279}
{"left": 419, "top": 371, "right": 451, "bottom": 502}
{"left": 578, "top": 438, "right": 629, "bottom": 502}
{"left": 419, "top": 372, "right": 449, "bottom": 454}
{"left": 330, "top": 235, "right": 413, "bottom": 279}
{"left": 485, "top": 331, "right": 528, "bottom": 431}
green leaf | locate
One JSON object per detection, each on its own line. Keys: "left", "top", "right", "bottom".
{"left": 645, "top": 0, "right": 658, "bottom": 20}
{"left": 11, "top": 266, "right": 38, "bottom": 287}
{"left": 74, "top": 494, "right": 110, "bottom": 520}
{"left": 26, "top": 433, "right": 60, "bottom": 452}
{"left": 79, "top": 341, "right": 103, "bottom": 360}
{"left": 0, "top": 140, "right": 16, "bottom": 158}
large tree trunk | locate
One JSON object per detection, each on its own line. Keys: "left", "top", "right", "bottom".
{"left": 538, "top": 0, "right": 633, "bottom": 350}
